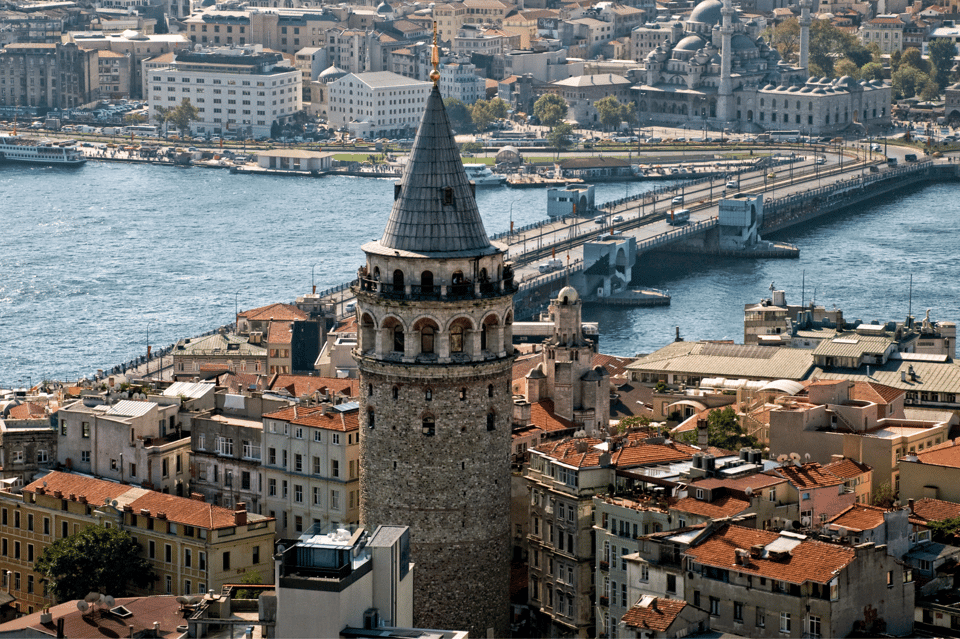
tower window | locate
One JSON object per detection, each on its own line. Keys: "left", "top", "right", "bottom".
{"left": 451, "top": 325, "right": 464, "bottom": 353}
{"left": 487, "top": 384, "right": 494, "bottom": 398}
{"left": 422, "top": 415, "right": 435, "bottom": 436}
{"left": 392, "top": 386, "right": 399, "bottom": 400}
{"left": 425, "top": 388, "right": 432, "bottom": 401}
{"left": 421, "top": 326, "right": 435, "bottom": 354}
{"left": 421, "top": 270, "right": 434, "bottom": 295}
{"left": 367, "top": 409, "right": 375, "bottom": 429}
{"left": 442, "top": 186, "right": 454, "bottom": 206}
{"left": 459, "top": 388, "right": 467, "bottom": 400}
{"left": 392, "top": 269, "right": 404, "bottom": 292}
{"left": 487, "top": 412, "right": 496, "bottom": 431}
{"left": 367, "top": 384, "right": 373, "bottom": 396}
{"left": 393, "top": 325, "right": 405, "bottom": 352}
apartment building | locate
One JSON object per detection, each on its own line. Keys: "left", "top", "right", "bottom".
{"left": 70, "top": 30, "right": 190, "bottom": 100}
{"left": 0, "top": 42, "right": 99, "bottom": 109}
{"left": 147, "top": 45, "right": 301, "bottom": 139}
{"left": 526, "top": 434, "right": 713, "bottom": 637}
{"left": 860, "top": 14, "right": 905, "bottom": 54}
{"left": 0, "top": 406, "right": 56, "bottom": 488}
{"left": 326, "top": 71, "right": 431, "bottom": 139}
{"left": 191, "top": 412, "right": 264, "bottom": 513}
{"left": 173, "top": 332, "right": 267, "bottom": 378}
{"left": 183, "top": 9, "right": 341, "bottom": 56}
{"left": 437, "top": 61, "right": 485, "bottom": 104}
{"left": 0, "top": 472, "right": 275, "bottom": 612}
{"left": 57, "top": 398, "right": 189, "bottom": 495}
{"left": 261, "top": 403, "right": 360, "bottom": 537}
{"left": 96, "top": 49, "right": 133, "bottom": 99}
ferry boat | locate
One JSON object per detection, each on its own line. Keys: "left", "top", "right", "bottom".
{"left": 0, "top": 135, "right": 86, "bottom": 165}
{"left": 464, "top": 163, "right": 505, "bottom": 186}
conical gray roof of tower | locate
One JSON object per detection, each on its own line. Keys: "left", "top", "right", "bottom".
{"left": 378, "top": 84, "right": 497, "bottom": 256}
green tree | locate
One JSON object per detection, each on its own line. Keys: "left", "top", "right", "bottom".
{"left": 547, "top": 122, "right": 574, "bottom": 158}
{"left": 444, "top": 98, "right": 473, "bottom": 132}
{"left": 808, "top": 19, "right": 859, "bottom": 77}
{"left": 35, "top": 526, "right": 156, "bottom": 603}
{"left": 890, "top": 49, "right": 902, "bottom": 71}
{"left": 461, "top": 141, "right": 483, "bottom": 154}
{"left": 123, "top": 112, "right": 147, "bottom": 125}
{"left": 866, "top": 42, "right": 883, "bottom": 63}
{"left": 486, "top": 97, "right": 509, "bottom": 120}
{"left": 167, "top": 98, "right": 199, "bottom": 136}
{"left": 860, "top": 61, "right": 885, "bottom": 81}
{"left": 594, "top": 95, "right": 629, "bottom": 131}
{"left": 901, "top": 47, "right": 928, "bottom": 73}
{"left": 763, "top": 18, "right": 800, "bottom": 63}
{"left": 675, "top": 406, "right": 758, "bottom": 451}
{"left": 834, "top": 58, "right": 860, "bottom": 80}
{"left": 845, "top": 44, "right": 874, "bottom": 69}
{"left": 871, "top": 482, "right": 897, "bottom": 508}
{"left": 927, "top": 37, "right": 958, "bottom": 90}
{"left": 470, "top": 99, "right": 495, "bottom": 131}
{"left": 892, "top": 64, "right": 930, "bottom": 99}
{"left": 533, "top": 93, "right": 568, "bottom": 127}
{"left": 152, "top": 105, "right": 170, "bottom": 135}
{"left": 920, "top": 77, "right": 941, "bottom": 101}
{"left": 236, "top": 570, "right": 263, "bottom": 599}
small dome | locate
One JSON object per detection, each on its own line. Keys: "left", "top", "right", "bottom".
{"left": 731, "top": 33, "right": 756, "bottom": 50}
{"left": 557, "top": 286, "right": 579, "bottom": 304}
{"left": 377, "top": 0, "right": 392, "bottom": 13}
{"left": 122, "top": 29, "right": 148, "bottom": 40}
{"left": 675, "top": 34, "right": 707, "bottom": 51}
{"left": 688, "top": 0, "right": 723, "bottom": 26}
{"left": 319, "top": 65, "right": 346, "bottom": 78}
{"left": 526, "top": 366, "right": 546, "bottom": 380}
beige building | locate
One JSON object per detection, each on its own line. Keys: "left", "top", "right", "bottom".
{"left": 545, "top": 73, "right": 633, "bottom": 126}
{"left": 183, "top": 9, "right": 341, "bottom": 56}
{"left": 0, "top": 42, "right": 99, "bottom": 109}
{"left": 261, "top": 404, "right": 360, "bottom": 537}
{"left": 173, "top": 332, "right": 267, "bottom": 378}
{"left": 859, "top": 15, "right": 905, "bottom": 54}
{"left": 0, "top": 471, "right": 275, "bottom": 613}
{"left": 96, "top": 49, "right": 133, "bottom": 99}
{"left": 70, "top": 30, "right": 190, "bottom": 100}
{"left": 898, "top": 438, "right": 960, "bottom": 503}
{"left": 434, "top": 3, "right": 468, "bottom": 44}
{"left": 57, "top": 398, "right": 189, "bottom": 495}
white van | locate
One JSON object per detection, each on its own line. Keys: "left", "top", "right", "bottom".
{"left": 672, "top": 195, "right": 684, "bottom": 205}
{"left": 725, "top": 180, "right": 738, "bottom": 189}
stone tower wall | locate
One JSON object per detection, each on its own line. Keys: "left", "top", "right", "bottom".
{"left": 358, "top": 356, "right": 513, "bottom": 636}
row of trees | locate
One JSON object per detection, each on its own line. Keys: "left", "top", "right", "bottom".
{"left": 444, "top": 97, "right": 510, "bottom": 133}
{"left": 152, "top": 98, "right": 200, "bottom": 136}
{"left": 765, "top": 18, "right": 958, "bottom": 100}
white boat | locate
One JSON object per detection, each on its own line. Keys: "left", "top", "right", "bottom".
{"left": 464, "top": 163, "right": 505, "bottom": 186}
{"left": 0, "top": 135, "right": 86, "bottom": 165}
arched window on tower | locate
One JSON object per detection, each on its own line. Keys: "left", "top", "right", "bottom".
{"left": 392, "top": 385, "right": 399, "bottom": 400}
{"left": 393, "top": 325, "right": 404, "bottom": 352}
{"left": 487, "top": 384, "right": 494, "bottom": 398}
{"left": 392, "top": 269, "right": 404, "bottom": 293}
{"left": 425, "top": 388, "right": 432, "bottom": 401}
{"left": 367, "top": 408, "right": 375, "bottom": 429}
{"left": 486, "top": 411, "right": 496, "bottom": 431}
{"left": 422, "top": 415, "right": 435, "bottom": 436}
{"left": 421, "top": 325, "right": 435, "bottom": 354}
{"left": 450, "top": 325, "right": 464, "bottom": 353}
{"left": 459, "top": 387, "right": 467, "bottom": 400}
{"left": 421, "top": 270, "right": 434, "bottom": 295}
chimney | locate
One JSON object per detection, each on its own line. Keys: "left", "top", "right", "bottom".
{"left": 235, "top": 507, "right": 247, "bottom": 527}
{"left": 190, "top": 492, "right": 206, "bottom": 502}
{"left": 140, "top": 509, "right": 150, "bottom": 517}
{"left": 908, "top": 498, "right": 915, "bottom": 514}
{"left": 78, "top": 495, "right": 87, "bottom": 504}
{"left": 697, "top": 419, "right": 709, "bottom": 446}
{"left": 513, "top": 399, "right": 532, "bottom": 426}
{"left": 127, "top": 624, "right": 133, "bottom": 639}
{"left": 830, "top": 454, "right": 844, "bottom": 463}
{"left": 57, "top": 618, "right": 65, "bottom": 639}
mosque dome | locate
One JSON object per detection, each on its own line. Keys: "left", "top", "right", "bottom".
{"left": 688, "top": 0, "right": 723, "bottom": 26}
{"left": 122, "top": 29, "right": 148, "bottom": 40}
{"left": 731, "top": 33, "right": 756, "bottom": 51}
{"left": 318, "top": 65, "right": 347, "bottom": 83}
{"left": 675, "top": 34, "right": 707, "bottom": 51}
{"left": 377, "top": 0, "right": 393, "bottom": 13}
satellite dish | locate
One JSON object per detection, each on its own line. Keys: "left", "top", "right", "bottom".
{"left": 776, "top": 454, "right": 789, "bottom": 463}
{"left": 804, "top": 453, "right": 811, "bottom": 460}
{"left": 84, "top": 592, "right": 100, "bottom": 603}
{"left": 176, "top": 596, "right": 189, "bottom": 605}
{"left": 104, "top": 595, "right": 115, "bottom": 607}
{"left": 790, "top": 452, "right": 801, "bottom": 461}
{"left": 77, "top": 600, "right": 89, "bottom": 612}
{"left": 837, "top": 526, "right": 848, "bottom": 537}
{"left": 745, "top": 487, "right": 753, "bottom": 496}
{"left": 111, "top": 500, "right": 118, "bottom": 507}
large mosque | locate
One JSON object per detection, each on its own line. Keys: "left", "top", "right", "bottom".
{"left": 635, "top": 0, "right": 891, "bottom": 134}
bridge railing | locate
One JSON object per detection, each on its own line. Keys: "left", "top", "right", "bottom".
{"left": 635, "top": 216, "right": 719, "bottom": 253}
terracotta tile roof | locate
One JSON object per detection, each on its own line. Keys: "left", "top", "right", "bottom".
{"left": 512, "top": 352, "right": 543, "bottom": 383}
{"left": 771, "top": 463, "right": 843, "bottom": 489}
{"left": 267, "top": 321, "right": 293, "bottom": 345}
{"left": 593, "top": 353, "right": 635, "bottom": 379}
{"left": 914, "top": 439, "right": 960, "bottom": 468}
{"left": 218, "top": 371, "right": 266, "bottom": 394}
{"left": 910, "top": 498, "right": 960, "bottom": 524}
{"left": 24, "top": 472, "right": 268, "bottom": 530}
{"left": 25, "top": 472, "right": 129, "bottom": 507}
{"left": 333, "top": 315, "right": 358, "bottom": 333}
{"left": 269, "top": 374, "right": 359, "bottom": 399}
{"left": 822, "top": 457, "right": 871, "bottom": 479}
{"left": 826, "top": 504, "right": 889, "bottom": 531}
{"left": 6, "top": 402, "right": 46, "bottom": 419}
{"left": 263, "top": 405, "right": 359, "bottom": 432}
{"left": 0, "top": 595, "right": 184, "bottom": 638}
{"left": 849, "top": 381, "right": 904, "bottom": 405}
{"left": 530, "top": 399, "right": 577, "bottom": 433}
{"left": 533, "top": 432, "right": 698, "bottom": 469}
{"left": 671, "top": 494, "right": 751, "bottom": 519}
{"left": 684, "top": 524, "right": 855, "bottom": 584}
{"left": 238, "top": 302, "right": 308, "bottom": 322}
{"left": 621, "top": 597, "right": 688, "bottom": 632}
{"left": 692, "top": 473, "right": 787, "bottom": 494}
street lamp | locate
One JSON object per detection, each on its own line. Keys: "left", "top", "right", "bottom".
{"left": 312, "top": 263, "right": 320, "bottom": 294}
{"left": 509, "top": 198, "right": 521, "bottom": 237}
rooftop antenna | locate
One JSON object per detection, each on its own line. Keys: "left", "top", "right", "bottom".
{"left": 908, "top": 273, "right": 913, "bottom": 319}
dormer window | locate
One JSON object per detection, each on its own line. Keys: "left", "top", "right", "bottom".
{"left": 442, "top": 186, "right": 454, "bottom": 207}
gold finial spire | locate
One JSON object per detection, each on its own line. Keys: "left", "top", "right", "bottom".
{"left": 430, "top": 21, "right": 440, "bottom": 84}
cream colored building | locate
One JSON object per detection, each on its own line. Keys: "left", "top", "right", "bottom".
{"left": 859, "top": 15, "right": 905, "bottom": 54}
{"left": 326, "top": 71, "right": 432, "bottom": 139}
{"left": 0, "top": 471, "right": 275, "bottom": 613}
{"left": 898, "top": 439, "right": 960, "bottom": 503}
{"left": 260, "top": 404, "right": 360, "bottom": 537}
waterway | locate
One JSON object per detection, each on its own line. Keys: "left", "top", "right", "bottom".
{"left": 1, "top": 161, "right": 958, "bottom": 386}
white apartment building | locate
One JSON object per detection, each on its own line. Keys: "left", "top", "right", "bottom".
{"left": 260, "top": 403, "right": 360, "bottom": 538}
{"left": 437, "top": 61, "right": 485, "bottom": 104}
{"left": 56, "top": 398, "right": 189, "bottom": 495}
{"left": 327, "top": 70, "right": 431, "bottom": 138}
{"left": 147, "top": 44, "right": 301, "bottom": 139}
{"left": 859, "top": 15, "right": 904, "bottom": 54}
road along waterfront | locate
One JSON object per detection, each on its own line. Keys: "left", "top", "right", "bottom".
{"left": 1, "top": 160, "right": 958, "bottom": 385}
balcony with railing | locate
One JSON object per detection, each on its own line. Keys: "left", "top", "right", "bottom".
{"left": 357, "top": 266, "right": 516, "bottom": 302}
